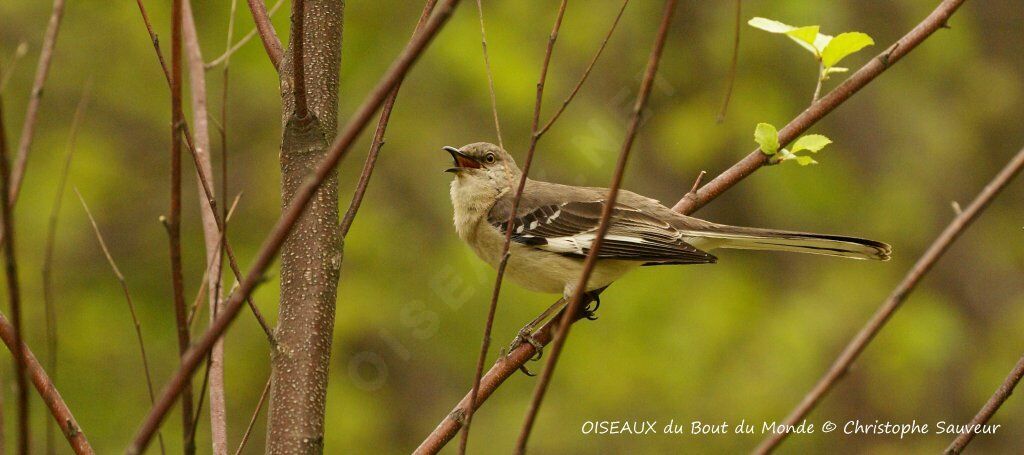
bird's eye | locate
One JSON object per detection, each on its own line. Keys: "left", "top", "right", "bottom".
{"left": 484, "top": 153, "right": 495, "bottom": 163}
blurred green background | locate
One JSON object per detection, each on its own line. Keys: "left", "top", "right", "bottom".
{"left": 2, "top": 0, "right": 1023, "bottom": 453}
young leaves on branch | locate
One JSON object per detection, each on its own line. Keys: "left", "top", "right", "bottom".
{"left": 754, "top": 122, "right": 831, "bottom": 166}
{"left": 748, "top": 17, "right": 874, "bottom": 101}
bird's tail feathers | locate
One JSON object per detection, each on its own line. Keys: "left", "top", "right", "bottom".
{"left": 683, "top": 226, "right": 891, "bottom": 261}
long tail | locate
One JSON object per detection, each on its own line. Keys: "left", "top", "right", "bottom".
{"left": 684, "top": 225, "right": 891, "bottom": 261}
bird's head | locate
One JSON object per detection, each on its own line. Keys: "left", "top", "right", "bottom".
{"left": 444, "top": 142, "right": 520, "bottom": 187}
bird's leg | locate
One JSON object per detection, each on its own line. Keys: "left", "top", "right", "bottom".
{"left": 508, "top": 297, "right": 567, "bottom": 362}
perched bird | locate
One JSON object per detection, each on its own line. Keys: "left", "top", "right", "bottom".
{"left": 445, "top": 142, "right": 890, "bottom": 343}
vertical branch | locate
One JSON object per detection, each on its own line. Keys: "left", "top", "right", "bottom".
{"left": 0, "top": 313, "right": 93, "bottom": 454}
{"left": 339, "top": 0, "right": 437, "bottom": 237}
{"left": 267, "top": 0, "right": 343, "bottom": 452}
{"left": 181, "top": 1, "right": 229, "bottom": 453}
{"left": 169, "top": 0, "right": 196, "bottom": 451}
{"left": 756, "top": 143, "right": 1024, "bottom": 454}
{"left": 128, "top": 2, "right": 461, "bottom": 450}
{"left": 474, "top": 0, "right": 504, "bottom": 149}
{"left": 460, "top": 2, "right": 567, "bottom": 454}
{"left": 40, "top": 82, "right": 90, "bottom": 455}
{"left": 944, "top": 353, "right": 1024, "bottom": 454}
{"left": 206, "top": 0, "right": 287, "bottom": 69}
{"left": 516, "top": 1, "right": 677, "bottom": 452}
{"left": 233, "top": 378, "right": 271, "bottom": 455}
{"left": 9, "top": 0, "right": 67, "bottom": 205}
{"left": 0, "top": 76, "right": 29, "bottom": 455}
{"left": 715, "top": 0, "right": 740, "bottom": 123}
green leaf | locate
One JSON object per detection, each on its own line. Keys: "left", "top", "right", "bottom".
{"left": 747, "top": 17, "right": 795, "bottom": 34}
{"left": 821, "top": 32, "right": 874, "bottom": 67}
{"left": 790, "top": 134, "right": 832, "bottom": 153}
{"left": 794, "top": 155, "right": 818, "bottom": 166}
{"left": 785, "top": 26, "right": 821, "bottom": 55}
{"left": 754, "top": 123, "right": 780, "bottom": 155}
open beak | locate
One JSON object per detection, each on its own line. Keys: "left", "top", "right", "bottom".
{"left": 444, "top": 146, "right": 481, "bottom": 173}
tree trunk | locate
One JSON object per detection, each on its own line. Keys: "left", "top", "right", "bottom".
{"left": 267, "top": 1, "right": 344, "bottom": 454}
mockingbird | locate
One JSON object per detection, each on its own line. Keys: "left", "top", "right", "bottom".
{"left": 445, "top": 142, "right": 890, "bottom": 348}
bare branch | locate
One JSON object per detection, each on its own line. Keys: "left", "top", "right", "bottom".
{"left": 673, "top": 0, "right": 967, "bottom": 215}
{"left": 535, "top": 0, "right": 628, "bottom": 138}
{"left": 205, "top": 0, "right": 286, "bottom": 70}
{"left": 461, "top": 2, "right": 567, "bottom": 453}
{"left": 339, "top": 0, "right": 438, "bottom": 238}
{"left": 0, "top": 42, "right": 29, "bottom": 95}
{"left": 944, "top": 353, "right": 1024, "bottom": 454}
{"left": 41, "top": 81, "right": 91, "bottom": 455}
{"left": 0, "top": 312, "right": 93, "bottom": 454}
{"left": 0, "top": 68, "right": 30, "bottom": 455}
{"left": 416, "top": 1, "right": 968, "bottom": 452}
{"left": 132, "top": 0, "right": 278, "bottom": 345}
{"left": 127, "top": 1, "right": 462, "bottom": 452}
{"left": 715, "top": 0, "right": 741, "bottom": 123}
{"left": 181, "top": 1, "right": 230, "bottom": 452}
{"left": 246, "top": 0, "right": 284, "bottom": 70}
{"left": 9, "top": 0, "right": 67, "bottom": 205}
{"left": 516, "top": 2, "right": 677, "bottom": 451}
{"left": 233, "top": 377, "right": 271, "bottom": 455}
{"left": 756, "top": 142, "right": 1024, "bottom": 453}
{"left": 475, "top": 0, "right": 504, "bottom": 149}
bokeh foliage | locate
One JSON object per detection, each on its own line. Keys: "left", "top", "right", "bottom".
{"left": 1, "top": 0, "right": 1023, "bottom": 453}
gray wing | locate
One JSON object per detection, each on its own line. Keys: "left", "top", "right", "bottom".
{"left": 488, "top": 198, "right": 716, "bottom": 265}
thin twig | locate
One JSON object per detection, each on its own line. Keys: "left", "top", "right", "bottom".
{"left": 461, "top": 2, "right": 567, "bottom": 454}
{"left": 0, "top": 72, "right": 29, "bottom": 455}
{"left": 339, "top": 0, "right": 438, "bottom": 238}
{"left": 246, "top": 0, "right": 284, "bottom": 70}
{"left": 756, "top": 142, "right": 1024, "bottom": 454}
{"left": 127, "top": 1, "right": 462, "bottom": 452}
{"left": 133, "top": 0, "right": 278, "bottom": 345}
{"left": 9, "top": 0, "right": 66, "bottom": 206}
{"left": 205, "top": 0, "right": 286, "bottom": 69}
{"left": 0, "top": 42, "right": 29, "bottom": 95}
{"left": 187, "top": 194, "right": 242, "bottom": 328}
{"left": 0, "top": 312, "right": 93, "bottom": 454}
{"left": 675, "top": 0, "right": 968, "bottom": 214}
{"left": 944, "top": 353, "right": 1024, "bottom": 454}
{"left": 233, "top": 377, "right": 272, "bottom": 455}
{"left": 415, "top": 1, "right": 966, "bottom": 452}
{"left": 716, "top": 0, "right": 741, "bottom": 123}
{"left": 74, "top": 188, "right": 166, "bottom": 454}
{"left": 535, "top": 0, "right": 628, "bottom": 139}
{"left": 475, "top": 0, "right": 504, "bottom": 150}
{"left": 41, "top": 81, "right": 91, "bottom": 455}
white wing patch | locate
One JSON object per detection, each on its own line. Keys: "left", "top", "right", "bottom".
{"left": 540, "top": 233, "right": 646, "bottom": 255}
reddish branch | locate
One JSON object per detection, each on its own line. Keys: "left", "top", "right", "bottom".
{"left": 716, "top": 0, "right": 741, "bottom": 123}
{"left": 0, "top": 313, "right": 93, "bottom": 454}
{"left": 415, "top": 0, "right": 966, "bottom": 452}
{"left": 126, "top": 1, "right": 462, "bottom": 452}
{"left": 9, "top": 0, "right": 66, "bottom": 205}
{"left": 757, "top": 141, "right": 1024, "bottom": 453}
{"left": 168, "top": 0, "right": 196, "bottom": 451}
{"left": 246, "top": 0, "right": 284, "bottom": 70}
{"left": 339, "top": 0, "right": 438, "bottom": 237}
{"left": 133, "top": 0, "right": 277, "bottom": 344}
{"left": 673, "top": 0, "right": 968, "bottom": 214}
{"left": 205, "top": 0, "right": 286, "bottom": 70}
{"left": 0, "top": 81, "right": 29, "bottom": 455}
{"left": 461, "top": 3, "right": 567, "bottom": 453}
{"left": 474, "top": 0, "right": 504, "bottom": 149}
{"left": 535, "top": 0, "right": 628, "bottom": 139}
{"left": 945, "top": 352, "right": 1024, "bottom": 454}
{"left": 516, "top": 2, "right": 676, "bottom": 452}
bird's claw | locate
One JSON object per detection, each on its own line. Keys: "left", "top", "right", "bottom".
{"left": 509, "top": 328, "right": 545, "bottom": 362}
{"left": 580, "top": 292, "right": 601, "bottom": 320}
